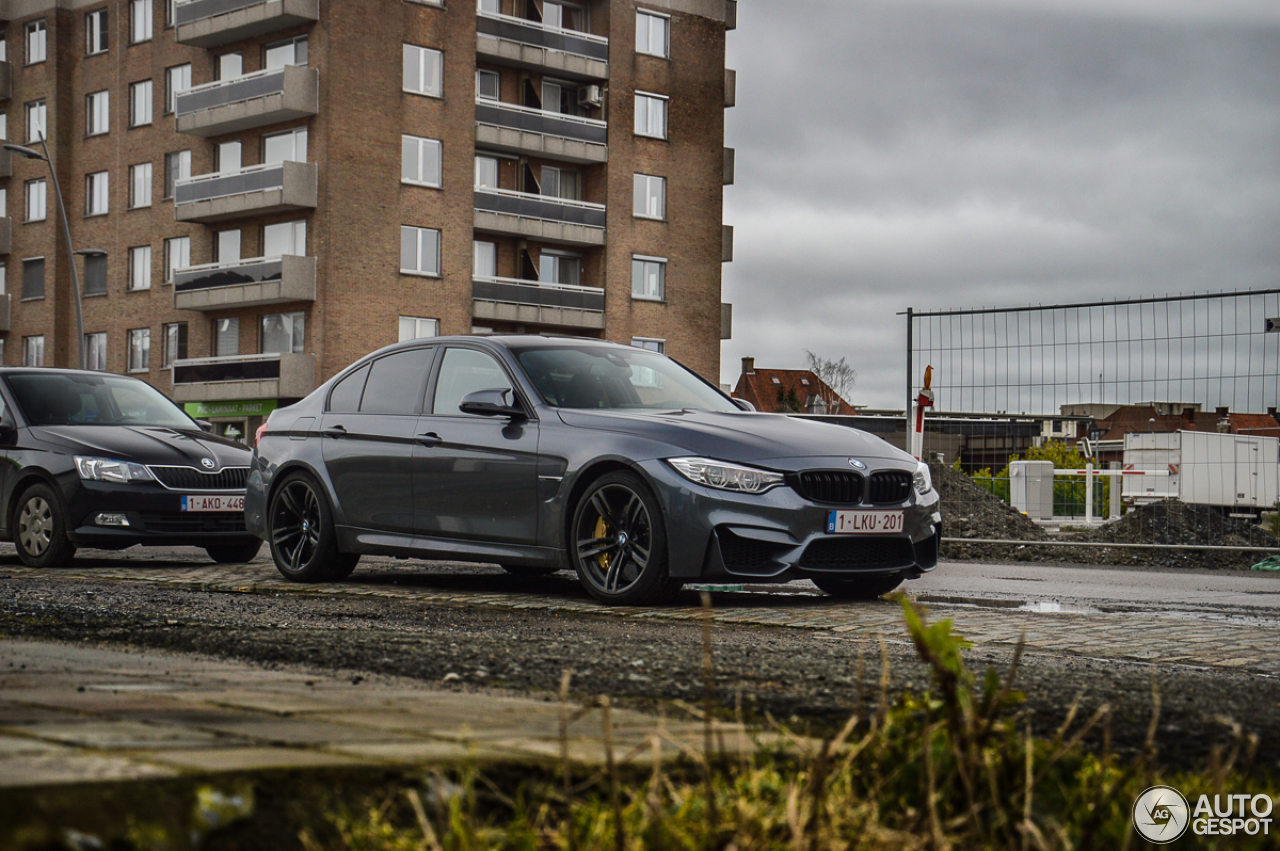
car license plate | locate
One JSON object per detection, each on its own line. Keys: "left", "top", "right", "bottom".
{"left": 181, "top": 494, "right": 244, "bottom": 512}
{"left": 827, "top": 510, "right": 904, "bottom": 534}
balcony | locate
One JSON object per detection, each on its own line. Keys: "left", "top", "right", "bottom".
{"left": 476, "top": 11, "right": 608, "bottom": 80}
{"left": 174, "top": 161, "right": 317, "bottom": 224}
{"left": 0, "top": 294, "right": 10, "bottom": 333}
{"left": 175, "top": 0, "right": 319, "bottom": 48}
{"left": 472, "top": 276, "right": 604, "bottom": 330}
{"left": 0, "top": 218, "right": 10, "bottom": 255}
{"left": 0, "top": 61, "right": 11, "bottom": 100}
{"left": 474, "top": 188, "right": 605, "bottom": 247}
{"left": 0, "top": 147, "right": 12, "bottom": 179}
{"left": 475, "top": 99, "right": 607, "bottom": 164}
{"left": 174, "top": 255, "right": 316, "bottom": 311}
{"left": 176, "top": 65, "right": 319, "bottom": 137}
{"left": 172, "top": 352, "right": 315, "bottom": 403}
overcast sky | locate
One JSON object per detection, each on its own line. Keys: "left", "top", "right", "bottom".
{"left": 720, "top": 0, "right": 1280, "bottom": 408}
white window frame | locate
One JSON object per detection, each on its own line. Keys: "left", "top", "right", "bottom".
{"left": 26, "top": 20, "right": 47, "bottom": 65}
{"left": 631, "top": 337, "right": 666, "bottom": 353}
{"left": 130, "top": 162, "right": 152, "bottom": 208}
{"left": 473, "top": 240, "right": 497, "bottom": 278}
{"left": 23, "top": 335, "right": 45, "bottom": 367}
{"left": 262, "top": 126, "right": 307, "bottom": 164}
{"left": 162, "top": 322, "right": 186, "bottom": 368}
{"left": 634, "top": 92, "right": 668, "bottom": 139}
{"left": 164, "top": 150, "right": 191, "bottom": 198}
{"left": 164, "top": 236, "right": 190, "bottom": 283}
{"left": 166, "top": 64, "right": 191, "bottom": 114}
{"left": 132, "top": 0, "right": 153, "bottom": 43}
{"left": 636, "top": 10, "right": 670, "bottom": 58}
{"left": 261, "top": 312, "right": 305, "bottom": 355}
{"left": 128, "top": 328, "right": 151, "bottom": 373}
{"left": 476, "top": 69, "right": 500, "bottom": 101}
{"left": 26, "top": 100, "right": 46, "bottom": 143}
{"left": 632, "top": 255, "right": 667, "bottom": 301}
{"left": 538, "top": 250, "right": 581, "bottom": 286}
{"left": 403, "top": 44, "right": 443, "bottom": 97}
{"left": 86, "top": 171, "right": 109, "bottom": 216}
{"left": 87, "top": 9, "right": 109, "bottom": 55}
{"left": 401, "top": 135, "right": 442, "bottom": 188}
{"left": 130, "top": 80, "right": 153, "bottom": 127}
{"left": 633, "top": 173, "right": 666, "bottom": 219}
{"left": 87, "top": 91, "right": 110, "bottom": 136}
{"left": 25, "top": 179, "right": 46, "bottom": 222}
{"left": 474, "top": 154, "right": 499, "bottom": 189}
{"left": 399, "top": 316, "right": 440, "bottom": 341}
{"left": 128, "top": 245, "right": 151, "bottom": 291}
{"left": 400, "top": 226, "right": 441, "bottom": 277}
{"left": 85, "top": 332, "right": 108, "bottom": 372}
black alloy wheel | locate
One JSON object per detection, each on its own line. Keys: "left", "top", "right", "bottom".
{"left": 811, "top": 572, "right": 904, "bottom": 600}
{"left": 205, "top": 541, "right": 264, "bottom": 564}
{"left": 267, "top": 473, "right": 358, "bottom": 582}
{"left": 13, "top": 484, "right": 76, "bottom": 568}
{"left": 571, "top": 470, "right": 680, "bottom": 606}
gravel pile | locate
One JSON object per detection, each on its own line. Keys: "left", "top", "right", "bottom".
{"left": 929, "top": 462, "right": 1278, "bottom": 570}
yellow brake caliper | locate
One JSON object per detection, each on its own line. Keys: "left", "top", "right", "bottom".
{"left": 594, "top": 516, "right": 611, "bottom": 571}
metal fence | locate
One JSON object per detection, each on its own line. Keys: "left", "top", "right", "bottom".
{"left": 902, "top": 289, "right": 1280, "bottom": 566}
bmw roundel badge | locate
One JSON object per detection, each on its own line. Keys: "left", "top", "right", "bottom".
{"left": 848, "top": 458, "right": 866, "bottom": 469}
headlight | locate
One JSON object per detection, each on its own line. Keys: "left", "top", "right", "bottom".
{"left": 74, "top": 456, "right": 155, "bottom": 484}
{"left": 667, "top": 457, "right": 784, "bottom": 494}
{"left": 913, "top": 461, "right": 933, "bottom": 495}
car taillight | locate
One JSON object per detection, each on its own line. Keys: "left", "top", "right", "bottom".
{"left": 255, "top": 422, "right": 269, "bottom": 446}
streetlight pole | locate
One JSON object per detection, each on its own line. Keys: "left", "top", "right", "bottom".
{"left": 4, "top": 136, "right": 104, "bottom": 370}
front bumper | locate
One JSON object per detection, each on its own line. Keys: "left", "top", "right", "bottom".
{"left": 58, "top": 477, "right": 255, "bottom": 548}
{"left": 638, "top": 459, "right": 942, "bottom": 582}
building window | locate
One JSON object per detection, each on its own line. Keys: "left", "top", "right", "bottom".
{"left": 0, "top": 113, "right": 7, "bottom": 141}
{"left": 636, "top": 11, "right": 670, "bottom": 58}
{"left": 128, "top": 329, "right": 151, "bottom": 372}
{"left": 474, "top": 155, "right": 499, "bottom": 189}
{"left": 214, "top": 318, "right": 239, "bottom": 357}
{"left": 402, "top": 136, "right": 442, "bottom": 187}
{"left": 86, "top": 9, "right": 109, "bottom": 55}
{"left": 163, "top": 322, "right": 188, "bottom": 367}
{"left": 265, "top": 35, "right": 307, "bottom": 70}
{"left": 632, "top": 256, "right": 666, "bottom": 301}
{"left": 23, "top": 336, "right": 45, "bottom": 367}
{"left": 400, "top": 226, "right": 441, "bottom": 276}
{"left": 22, "top": 257, "right": 45, "bottom": 300}
{"left": 478, "top": 0, "right": 499, "bottom": 13}
{"left": 399, "top": 316, "right": 440, "bottom": 341}
{"left": 131, "top": 0, "right": 153, "bottom": 43}
{"left": 128, "top": 245, "right": 151, "bottom": 291}
{"left": 164, "top": 150, "right": 191, "bottom": 198}
{"left": 164, "top": 236, "right": 190, "bottom": 282}
{"left": 539, "top": 251, "right": 580, "bottom": 286}
{"left": 82, "top": 254, "right": 107, "bottom": 295}
{"left": 544, "top": 1, "right": 587, "bottom": 31}
{"left": 476, "top": 69, "right": 499, "bottom": 101}
{"left": 166, "top": 64, "right": 191, "bottom": 113}
{"left": 541, "top": 166, "right": 580, "bottom": 200}
{"left": 85, "top": 333, "right": 108, "bottom": 371}
{"left": 130, "top": 80, "right": 153, "bottom": 126}
{"left": 86, "top": 171, "right": 109, "bottom": 216}
{"left": 635, "top": 92, "right": 668, "bottom": 139}
{"left": 0, "top": 188, "right": 5, "bottom": 218}
{"left": 25, "top": 179, "right": 46, "bottom": 222}
{"left": 473, "top": 241, "right": 496, "bottom": 278}
{"left": 633, "top": 173, "right": 666, "bottom": 219}
{"left": 262, "top": 312, "right": 305, "bottom": 355}
{"left": 403, "top": 45, "right": 443, "bottom": 97}
{"left": 86, "top": 91, "right": 110, "bottom": 136}
{"left": 263, "top": 127, "right": 307, "bottom": 164}
{"left": 166, "top": 0, "right": 178, "bottom": 26}
{"left": 26, "top": 100, "right": 46, "bottom": 143}
{"left": 263, "top": 220, "right": 305, "bottom": 257}
{"left": 0, "top": 263, "right": 6, "bottom": 295}
{"left": 26, "top": 21, "right": 46, "bottom": 65}
{"left": 130, "top": 163, "right": 152, "bottom": 208}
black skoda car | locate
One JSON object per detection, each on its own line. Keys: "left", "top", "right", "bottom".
{"left": 0, "top": 368, "right": 261, "bottom": 567}
{"left": 247, "top": 336, "right": 941, "bottom": 606}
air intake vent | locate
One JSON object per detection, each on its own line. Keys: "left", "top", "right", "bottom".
{"left": 799, "top": 537, "right": 914, "bottom": 571}
{"left": 867, "top": 471, "right": 912, "bottom": 504}
{"left": 149, "top": 466, "right": 250, "bottom": 491}
{"left": 794, "top": 471, "right": 863, "bottom": 505}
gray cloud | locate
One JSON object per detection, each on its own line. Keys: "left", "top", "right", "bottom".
{"left": 720, "top": 0, "right": 1280, "bottom": 408}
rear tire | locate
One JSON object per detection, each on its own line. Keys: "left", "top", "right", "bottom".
{"left": 267, "top": 473, "right": 358, "bottom": 582}
{"left": 570, "top": 471, "right": 681, "bottom": 606}
{"left": 812, "top": 573, "right": 904, "bottom": 600}
{"left": 205, "top": 540, "right": 263, "bottom": 564}
{"left": 13, "top": 484, "right": 76, "bottom": 568}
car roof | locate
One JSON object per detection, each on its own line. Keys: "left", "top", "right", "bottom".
{"left": 0, "top": 367, "right": 149, "bottom": 379}
{"left": 362, "top": 334, "right": 636, "bottom": 359}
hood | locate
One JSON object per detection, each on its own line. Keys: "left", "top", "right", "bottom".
{"left": 28, "top": 425, "right": 252, "bottom": 470}
{"left": 556, "top": 409, "right": 913, "bottom": 468}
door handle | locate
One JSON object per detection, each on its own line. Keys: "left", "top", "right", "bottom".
{"left": 321, "top": 425, "right": 347, "bottom": 439}
{"left": 415, "top": 432, "right": 443, "bottom": 447}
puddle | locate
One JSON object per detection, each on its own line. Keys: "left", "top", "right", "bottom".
{"left": 913, "top": 595, "right": 1102, "bottom": 615}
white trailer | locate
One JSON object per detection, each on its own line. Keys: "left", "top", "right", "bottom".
{"left": 1122, "top": 430, "right": 1280, "bottom": 512}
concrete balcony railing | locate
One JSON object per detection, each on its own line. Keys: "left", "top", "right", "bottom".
{"left": 475, "top": 98, "right": 607, "bottom": 164}
{"left": 476, "top": 10, "right": 608, "bottom": 80}
{"left": 174, "top": 161, "right": 317, "bottom": 224}
{"left": 176, "top": 65, "right": 319, "bottom": 137}
{"left": 0, "top": 218, "right": 10, "bottom": 255}
{"left": 0, "top": 294, "right": 10, "bottom": 333}
{"left": 472, "top": 275, "right": 604, "bottom": 330}
{"left": 174, "top": 255, "right": 316, "bottom": 311}
{"left": 0, "top": 61, "right": 11, "bottom": 101}
{"left": 473, "top": 187, "right": 606, "bottom": 247}
{"left": 175, "top": 0, "right": 319, "bottom": 48}
{"left": 172, "top": 352, "right": 315, "bottom": 402}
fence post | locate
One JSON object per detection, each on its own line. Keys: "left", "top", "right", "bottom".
{"left": 905, "top": 307, "right": 914, "bottom": 445}
{"left": 1109, "top": 461, "right": 1121, "bottom": 519}
{"left": 1085, "top": 462, "right": 1094, "bottom": 523}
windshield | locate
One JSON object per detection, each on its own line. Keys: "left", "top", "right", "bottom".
{"left": 514, "top": 345, "right": 739, "bottom": 412}
{"left": 8, "top": 373, "right": 198, "bottom": 428}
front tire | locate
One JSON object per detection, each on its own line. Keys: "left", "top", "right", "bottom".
{"left": 14, "top": 484, "right": 77, "bottom": 568}
{"left": 811, "top": 573, "right": 904, "bottom": 600}
{"left": 570, "top": 471, "right": 681, "bottom": 606}
{"left": 267, "top": 473, "right": 359, "bottom": 582}
{"left": 205, "top": 540, "right": 263, "bottom": 564}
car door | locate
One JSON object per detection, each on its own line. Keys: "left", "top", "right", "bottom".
{"left": 320, "top": 347, "right": 435, "bottom": 534}
{"left": 413, "top": 346, "right": 540, "bottom": 545}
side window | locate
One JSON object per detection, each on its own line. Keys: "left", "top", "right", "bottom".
{"left": 359, "top": 348, "right": 434, "bottom": 415}
{"left": 432, "top": 348, "right": 514, "bottom": 416}
{"left": 327, "top": 364, "right": 369, "bottom": 414}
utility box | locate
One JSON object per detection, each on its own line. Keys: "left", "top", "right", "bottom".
{"left": 1123, "top": 430, "right": 1279, "bottom": 512}
{"left": 1010, "top": 460, "right": 1055, "bottom": 520}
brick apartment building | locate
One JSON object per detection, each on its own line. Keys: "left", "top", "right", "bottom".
{"left": 0, "top": 0, "right": 737, "bottom": 441}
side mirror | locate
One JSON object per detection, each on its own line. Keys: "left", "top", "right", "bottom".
{"left": 459, "top": 388, "right": 526, "bottom": 420}
{"left": 196, "top": 419, "right": 213, "bottom": 432}
{"left": 732, "top": 398, "right": 756, "bottom": 412}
